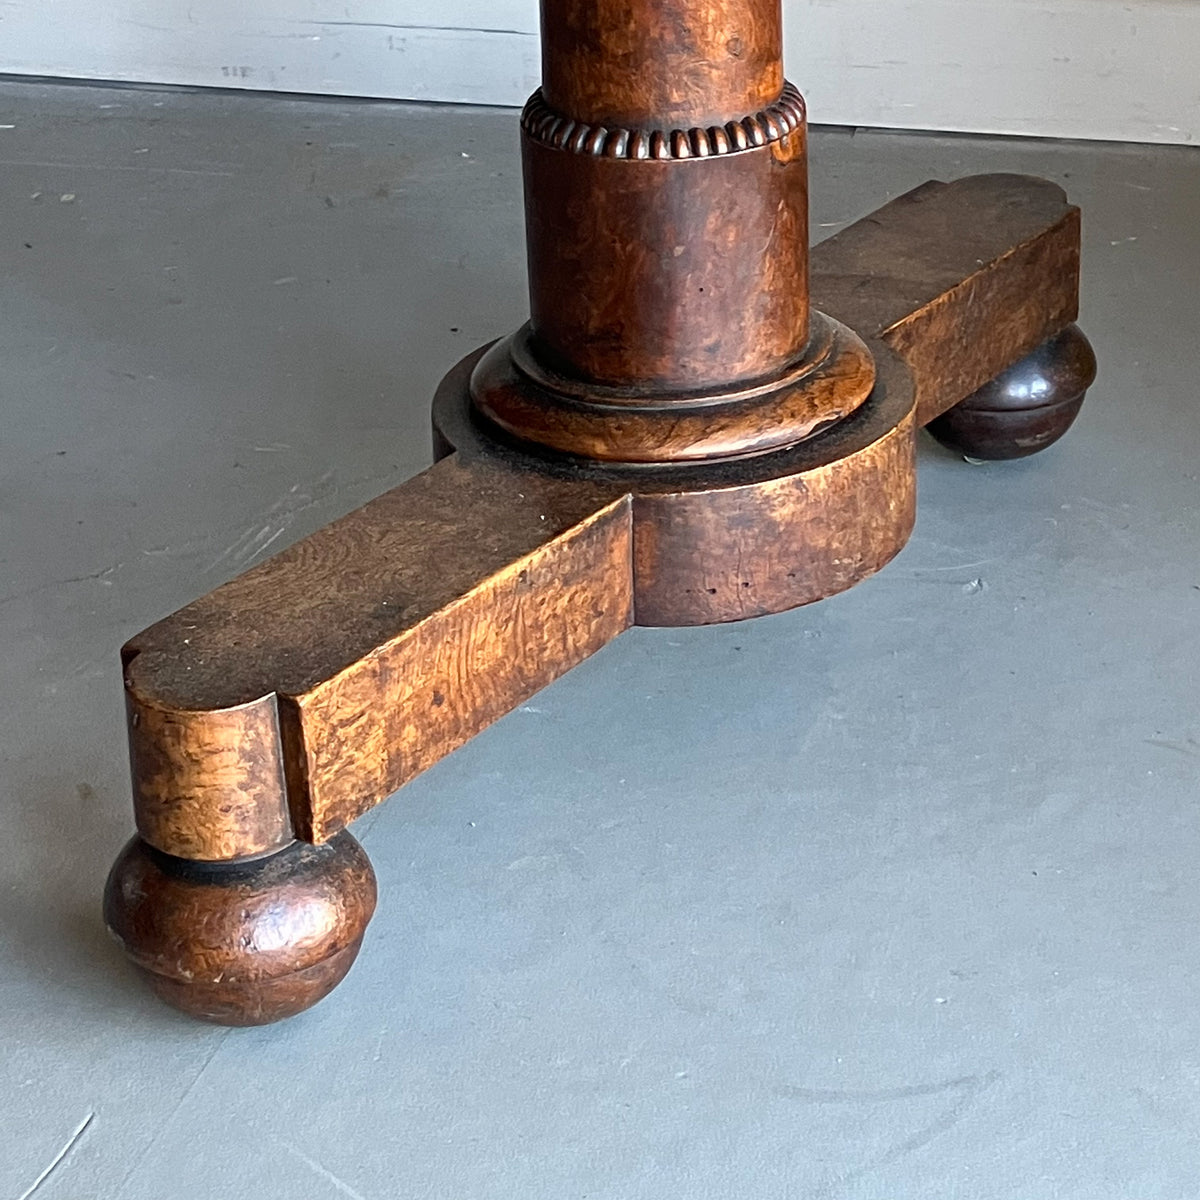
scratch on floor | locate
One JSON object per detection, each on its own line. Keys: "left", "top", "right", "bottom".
{"left": 213, "top": 522, "right": 283, "bottom": 568}
{"left": 788, "top": 1071, "right": 1002, "bottom": 1198}
{"left": 1145, "top": 736, "right": 1200, "bottom": 758}
{"left": 0, "top": 563, "right": 121, "bottom": 610}
{"left": 908, "top": 559, "right": 995, "bottom": 574}
{"left": 112, "top": 1031, "right": 230, "bottom": 1196}
{"left": 206, "top": 472, "right": 338, "bottom": 571}
{"left": 17, "top": 1112, "right": 94, "bottom": 1200}
{"left": 297, "top": 19, "right": 534, "bottom": 37}
{"left": 283, "top": 1142, "right": 371, "bottom": 1200}
{"left": 0, "top": 158, "right": 235, "bottom": 177}
{"left": 778, "top": 1072, "right": 992, "bottom": 1105}
{"left": 137, "top": 465, "right": 398, "bottom": 573}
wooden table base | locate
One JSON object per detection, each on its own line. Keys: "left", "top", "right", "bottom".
{"left": 103, "top": 1, "right": 1096, "bottom": 1025}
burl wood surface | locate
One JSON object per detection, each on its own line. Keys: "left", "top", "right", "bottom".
{"left": 811, "top": 173, "right": 1080, "bottom": 425}
{"left": 523, "top": 2, "right": 809, "bottom": 400}
{"left": 105, "top": 0, "right": 1092, "bottom": 1030}
{"left": 123, "top": 174, "right": 1082, "bottom": 866}
{"left": 627, "top": 365, "right": 915, "bottom": 626}
{"left": 104, "top": 832, "right": 376, "bottom": 1025}
{"left": 125, "top": 457, "right": 633, "bottom": 859}
{"left": 541, "top": 0, "right": 783, "bottom": 129}
{"left": 522, "top": 112, "right": 810, "bottom": 391}
{"left": 436, "top": 339, "right": 916, "bottom": 628}
{"left": 470, "top": 312, "right": 874, "bottom": 463}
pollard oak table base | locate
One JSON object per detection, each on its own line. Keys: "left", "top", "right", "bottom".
{"left": 103, "top": 1, "right": 1096, "bottom": 1024}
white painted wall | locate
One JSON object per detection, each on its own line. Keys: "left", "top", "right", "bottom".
{"left": 0, "top": 0, "right": 1196, "bottom": 144}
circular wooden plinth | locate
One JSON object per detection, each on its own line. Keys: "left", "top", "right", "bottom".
{"left": 434, "top": 335, "right": 917, "bottom": 627}
{"left": 104, "top": 832, "right": 377, "bottom": 1026}
{"left": 470, "top": 312, "right": 876, "bottom": 464}
{"left": 926, "top": 325, "right": 1096, "bottom": 460}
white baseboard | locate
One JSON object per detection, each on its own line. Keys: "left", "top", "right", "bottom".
{"left": 0, "top": 0, "right": 1195, "bottom": 144}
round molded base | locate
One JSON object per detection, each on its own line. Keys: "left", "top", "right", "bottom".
{"left": 434, "top": 335, "right": 918, "bottom": 627}
{"left": 469, "top": 313, "right": 877, "bottom": 464}
{"left": 104, "top": 831, "right": 377, "bottom": 1026}
{"left": 926, "top": 325, "right": 1096, "bottom": 460}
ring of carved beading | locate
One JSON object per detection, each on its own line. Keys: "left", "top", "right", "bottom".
{"left": 521, "top": 82, "right": 806, "bottom": 160}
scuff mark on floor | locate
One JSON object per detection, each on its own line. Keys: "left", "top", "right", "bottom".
{"left": 283, "top": 1142, "right": 371, "bottom": 1200}
{"left": 16, "top": 1111, "right": 94, "bottom": 1200}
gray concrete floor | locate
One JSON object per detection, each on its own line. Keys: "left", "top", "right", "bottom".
{"left": 1, "top": 79, "right": 1198, "bottom": 1199}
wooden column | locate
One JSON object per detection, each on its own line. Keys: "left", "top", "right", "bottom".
{"left": 541, "top": 0, "right": 784, "bottom": 129}
{"left": 471, "top": 0, "right": 832, "bottom": 466}
{"left": 522, "top": 0, "right": 807, "bottom": 392}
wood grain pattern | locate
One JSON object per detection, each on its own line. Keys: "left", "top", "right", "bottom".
{"left": 523, "top": 109, "right": 809, "bottom": 392}
{"left": 104, "top": 832, "right": 376, "bottom": 1025}
{"left": 126, "top": 163, "right": 1085, "bottom": 862}
{"left": 927, "top": 323, "right": 1096, "bottom": 459}
{"left": 628, "top": 350, "right": 916, "bottom": 626}
{"left": 811, "top": 173, "right": 1081, "bottom": 425}
{"left": 435, "top": 339, "right": 916, "bottom": 628}
{"left": 287, "top": 484, "right": 633, "bottom": 842}
{"left": 124, "top": 690, "right": 291, "bottom": 861}
{"left": 471, "top": 312, "right": 874, "bottom": 463}
{"left": 541, "top": 0, "right": 783, "bottom": 129}
{"left": 121, "top": 171, "right": 1087, "bottom": 863}
{"left": 125, "top": 456, "right": 634, "bottom": 859}
{"left": 108, "top": 0, "right": 1093, "bottom": 1027}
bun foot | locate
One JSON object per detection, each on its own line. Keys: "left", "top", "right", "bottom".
{"left": 926, "top": 324, "right": 1097, "bottom": 460}
{"left": 103, "top": 831, "right": 377, "bottom": 1026}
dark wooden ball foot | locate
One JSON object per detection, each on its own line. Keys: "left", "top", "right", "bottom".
{"left": 103, "top": 831, "right": 377, "bottom": 1026}
{"left": 925, "top": 324, "right": 1097, "bottom": 460}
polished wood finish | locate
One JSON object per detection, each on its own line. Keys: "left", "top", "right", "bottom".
{"left": 811, "top": 173, "right": 1082, "bottom": 425}
{"left": 435, "top": 339, "right": 916, "bottom": 628}
{"left": 927, "top": 324, "right": 1097, "bottom": 459}
{"left": 105, "top": 0, "right": 1094, "bottom": 1023}
{"left": 104, "top": 832, "right": 376, "bottom": 1025}
{"left": 124, "top": 457, "right": 633, "bottom": 859}
{"left": 125, "top": 686, "right": 292, "bottom": 863}
{"left": 541, "top": 0, "right": 783, "bottom": 129}
{"left": 522, "top": 85, "right": 809, "bottom": 390}
{"left": 470, "top": 312, "right": 873, "bottom": 463}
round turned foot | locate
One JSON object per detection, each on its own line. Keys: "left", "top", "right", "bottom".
{"left": 103, "top": 831, "right": 377, "bottom": 1026}
{"left": 926, "top": 324, "right": 1097, "bottom": 460}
